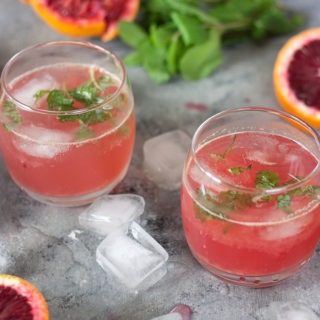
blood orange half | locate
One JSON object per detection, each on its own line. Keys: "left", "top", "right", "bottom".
{"left": 273, "top": 28, "right": 320, "bottom": 128}
{"left": 0, "top": 274, "right": 49, "bottom": 320}
{"left": 22, "top": 0, "right": 140, "bottom": 42}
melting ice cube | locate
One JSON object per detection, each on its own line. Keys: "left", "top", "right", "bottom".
{"left": 96, "top": 221, "right": 168, "bottom": 290}
{"left": 151, "top": 313, "right": 182, "bottom": 320}
{"left": 263, "top": 301, "right": 319, "bottom": 320}
{"left": 259, "top": 212, "right": 313, "bottom": 241}
{"left": 151, "top": 305, "right": 191, "bottom": 320}
{"left": 79, "top": 194, "right": 145, "bottom": 236}
{"left": 12, "top": 74, "right": 58, "bottom": 106}
{"left": 14, "top": 125, "right": 72, "bottom": 158}
{"left": 143, "top": 130, "right": 191, "bottom": 190}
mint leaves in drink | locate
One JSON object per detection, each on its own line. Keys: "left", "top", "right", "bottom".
{"left": 118, "top": 0, "right": 304, "bottom": 83}
{"left": 255, "top": 170, "right": 280, "bottom": 189}
{"left": 194, "top": 134, "right": 320, "bottom": 221}
{"left": 35, "top": 75, "right": 112, "bottom": 124}
{"left": 196, "top": 169, "right": 320, "bottom": 222}
{"left": 2, "top": 99, "right": 21, "bottom": 131}
{"left": 34, "top": 75, "right": 114, "bottom": 140}
{"left": 211, "top": 135, "right": 237, "bottom": 160}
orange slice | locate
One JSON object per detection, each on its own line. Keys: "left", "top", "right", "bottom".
{"left": 273, "top": 28, "right": 320, "bottom": 128}
{"left": 22, "top": 0, "right": 140, "bottom": 41}
{"left": 0, "top": 274, "right": 49, "bottom": 320}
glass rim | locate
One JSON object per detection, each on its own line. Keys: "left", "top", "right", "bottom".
{"left": 0, "top": 40, "right": 127, "bottom": 116}
{"left": 191, "top": 106, "right": 320, "bottom": 196}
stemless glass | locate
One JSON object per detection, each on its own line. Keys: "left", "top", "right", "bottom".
{"left": 181, "top": 107, "right": 320, "bottom": 287}
{"left": 0, "top": 41, "right": 135, "bottom": 206}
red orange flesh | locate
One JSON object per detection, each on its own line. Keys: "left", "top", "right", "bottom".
{"left": 22, "top": 0, "right": 140, "bottom": 41}
{"left": 0, "top": 274, "right": 49, "bottom": 320}
{"left": 273, "top": 28, "right": 320, "bottom": 128}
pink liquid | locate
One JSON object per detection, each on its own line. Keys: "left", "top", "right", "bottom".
{"left": 0, "top": 64, "right": 135, "bottom": 202}
{"left": 181, "top": 132, "right": 320, "bottom": 279}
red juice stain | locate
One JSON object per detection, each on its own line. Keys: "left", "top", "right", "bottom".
{"left": 185, "top": 102, "right": 208, "bottom": 112}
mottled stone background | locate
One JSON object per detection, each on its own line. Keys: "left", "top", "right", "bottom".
{"left": 0, "top": 1, "right": 320, "bottom": 319}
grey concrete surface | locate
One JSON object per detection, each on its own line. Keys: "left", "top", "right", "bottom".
{"left": 0, "top": 1, "right": 320, "bottom": 319}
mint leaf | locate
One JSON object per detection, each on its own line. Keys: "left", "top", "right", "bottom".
{"left": 277, "top": 194, "right": 291, "bottom": 209}
{"left": 118, "top": 21, "right": 148, "bottom": 48}
{"left": 171, "top": 12, "right": 208, "bottom": 46}
{"left": 251, "top": 6, "right": 304, "bottom": 40}
{"left": 180, "top": 29, "right": 222, "bottom": 80}
{"left": 34, "top": 90, "right": 50, "bottom": 100}
{"left": 166, "top": 34, "right": 184, "bottom": 74}
{"left": 68, "top": 75, "right": 111, "bottom": 107}
{"left": 228, "top": 164, "right": 252, "bottom": 175}
{"left": 255, "top": 170, "right": 279, "bottom": 189}
{"left": 58, "top": 109, "right": 111, "bottom": 125}
{"left": 123, "top": 51, "right": 143, "bottom": 66}
{"left": 140, "top": 40, "right": 171, "bottom": 83}
{"left": 236, "top": 0, "right": 276, "bottom": 15}
{"left": 46, "top": 90, "right": 74, "bottom": 111}
{"left": 210, "top": 2, "right": 246, "bottom": 23}
{"left": 150, "top": 23, "right": 174, "bottom": 48}
{"left": 164, "top": 0, "right": 220, "bottom": 24}
{"left": 2, "top": 99, "right": 22, "bottom": 130}
{"left": 68, "top": 86, "right": 101, "bottom": 107}
{"left": 75, "top": 122, "right": 95, "bottom": 141}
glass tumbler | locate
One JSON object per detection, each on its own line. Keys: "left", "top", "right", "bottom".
{"left": 181, "top": 107, "right": 320, "bottom": 287}
{"left": 0, "top": 41, "right": 135, "bottom": 206}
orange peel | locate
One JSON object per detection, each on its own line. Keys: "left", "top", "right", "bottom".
{"left": 273, "top": 28, "right": 320, "bottom": 128}
{"left": 22, "top": 0, "right": 140, "bottom": 41}
{"left": 0, "top": 274, "right": 50, "bottom": 320}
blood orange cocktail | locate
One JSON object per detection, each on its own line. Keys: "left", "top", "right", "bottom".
{"left": 181, "top": 107, "right": 320, "bottom": 287}
{"left": 0, "top": 42, "right": 135, "bottom": 206}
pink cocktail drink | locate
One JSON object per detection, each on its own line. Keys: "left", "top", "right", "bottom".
{"left": 181, "top": 107, "right": 320, "bottom": 287}
{"left": 0, "top": 42, "right": 135, "bottom": 206}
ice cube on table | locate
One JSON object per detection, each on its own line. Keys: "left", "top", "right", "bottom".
{"left": 266, "top": 301, "right": 319, "bottom": 320}
{"left": 151, "top": 304, "right": 191, "bottom": 320}
{"left": 151, "top": 313, "right": 182, "bottom": 320}
{"left": 96, "top": 221, "right": 168, "bottom": 290}
{"left": 143, "top": 130, "right": 191, "bottom": 190}
{"left": 79, "top": 194, "right": 145, "bottom": 236}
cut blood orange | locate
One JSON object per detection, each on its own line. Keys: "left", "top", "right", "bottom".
{"left": 273, "top": 28, "right": 320, "bottom": 128}
{"left": 22, "top": 0, "right": 140, "bottom": 42}
{"left": 0, "top": 274, "right": 49, "bottom": 320}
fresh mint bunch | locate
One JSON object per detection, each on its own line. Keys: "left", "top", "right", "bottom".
{"left": 118, "top": 0, "right": 304, "bottom": 83}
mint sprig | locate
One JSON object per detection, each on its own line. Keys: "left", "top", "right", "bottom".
{"left": 119, "top": 0, "right": 304, "bottom": 83}
{"left": 211, "top": 134, "right": 237, "bottom": 160}
{"left": 35, "top": 75, "right": 112, "bottom": 124}
{"left": 34, "top": 75, "right": 114, "bottom": 140}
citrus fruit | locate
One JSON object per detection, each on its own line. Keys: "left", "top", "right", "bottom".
{"left": 0, "top": 274, "right": 49, "bottom": 320}
{"left": 22, "top": 0, "right": 140, "bottom": 42}
{"left": 273, "top": 27, "right": 320, "bottom": 128}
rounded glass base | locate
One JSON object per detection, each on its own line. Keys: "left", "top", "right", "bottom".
{"left": 193, "top": 251, "right": 312, "bottom": 288}
{"left": 19, "top": 167, "right": 128, "bottom": 207}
